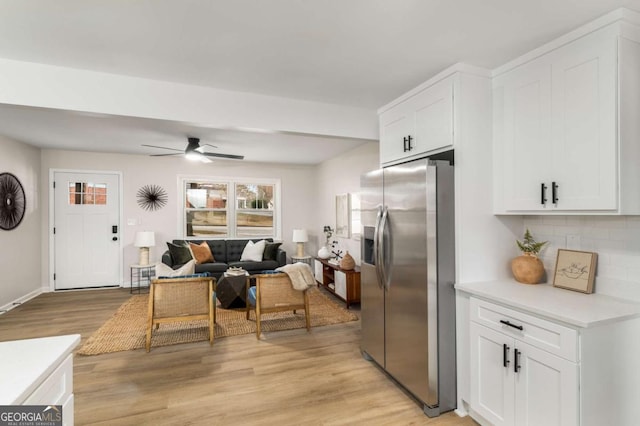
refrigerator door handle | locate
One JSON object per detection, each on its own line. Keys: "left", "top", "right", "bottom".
{"left": 379, "top": 206, "right": 390, "bottom": 290}
{"left": 373, "top": 205, "right": 384, "bottom": 289}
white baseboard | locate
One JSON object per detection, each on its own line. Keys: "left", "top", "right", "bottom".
{"left": 454, "top": 408, "right": 468, "bottom": 417}
{"left": 0, "top": 288, "right": 43, "bottom": 315}
{"left": 455, "top": 398, "right": 470, "bottom": 417}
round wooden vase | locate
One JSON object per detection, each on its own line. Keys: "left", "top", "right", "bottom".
{"left": 511, "top": 254, "right": 544, "bottom": 284}
{"left": 340, "top": 251, "right": 355, "bottom": 270}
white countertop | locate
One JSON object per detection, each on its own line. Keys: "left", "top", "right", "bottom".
{"left": 455, "top": 280, "right": 640, "bottom": 328}
{"left": 0, "top": 334, "right": 80, "bottom": 404}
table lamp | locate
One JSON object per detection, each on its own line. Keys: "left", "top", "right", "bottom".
{"left": 292, "top": 229, "right": 308, "bottom": 257}
{"left": 134, "top": 231, "right": 155, "bottom": 265}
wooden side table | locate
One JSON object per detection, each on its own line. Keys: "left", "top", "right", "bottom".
{"left": 313, "top": 258, "right": 361, "bottom": 308}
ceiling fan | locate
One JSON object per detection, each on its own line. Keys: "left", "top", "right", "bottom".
{"left": 142, "top": 137, "right": 244, "bottom": 162}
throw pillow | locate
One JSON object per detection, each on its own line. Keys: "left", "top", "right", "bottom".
{"left": 189, "top": 241, "right": 215, "bottom": 264}
{"left": 156, "top": 259, "right": 196, "bottom": 277}
{"left": 240, "top": 239, "right": 267, "bottom": 262}
{"left": 263, "top": 241, "right": 282, "bottom": 261}
{"left": 167, "top": 241, "right": 193, "bottom": 265}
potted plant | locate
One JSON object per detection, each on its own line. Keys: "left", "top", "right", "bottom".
{"left": 511, "top": 229, "right": 547, "bottom": 284}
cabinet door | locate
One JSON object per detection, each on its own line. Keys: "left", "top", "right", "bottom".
{"left": 412, "top": 78, "right": 454, "bottom": 154}
{"left": 334, "top": 270, "right": 347, "bottom": 299}
{"left": 550, "top": 33, "right": 617, "bottom": 210}
{"left": 380, "top": 78, "right": 454, "bottom": 165}
{"left": 498, "top": 59, "right": 552, "bottom": 211}
{"left": 514, "top": 341, "right": 578, "bottom": 426}
{"left": 380, "top": 101, "right": 412, "bottom": 165}
{"left": 470, "top": 322, "right": 515, "bottom": 426}
{"left": 314, "top": 260, "right": 323, "bottom": 284}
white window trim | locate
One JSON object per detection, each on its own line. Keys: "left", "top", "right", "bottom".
{"left": 177, "top": 175, "right": 282, "bottom": 240}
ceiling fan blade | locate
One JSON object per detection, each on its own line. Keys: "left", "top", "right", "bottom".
{"left": 203, "top": 143, "right": 219, "bottom": 149}
{"left": 142, "top": 144, "right": 183, "bottom": 152}
{"left": 150, "top": 153, "right": 180, "bottom": 157}
{"left": 202, "top": 152, "right": 245, "bottom": 160}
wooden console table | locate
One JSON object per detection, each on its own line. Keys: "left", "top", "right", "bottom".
{"left": 313, "top": 258, "right": 360, "bottom": 308}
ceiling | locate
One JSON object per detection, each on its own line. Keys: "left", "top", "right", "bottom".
{"left": 0, "top": 0, "right": 638, "bottom": 164}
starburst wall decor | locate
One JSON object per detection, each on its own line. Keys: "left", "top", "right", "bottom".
{"left": 0, "top": 172, "right": 26, "bottom": 231}
{"left": 136, "top": 184, "right": 168, "bottom": 211}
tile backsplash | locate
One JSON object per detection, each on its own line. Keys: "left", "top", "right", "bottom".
{"left": 523, "top": 216, "right": 640, "bottom": 302}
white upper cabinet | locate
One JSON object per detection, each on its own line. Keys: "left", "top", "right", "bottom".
{"left": 379, "top": 77, "right": 453, "bottom": 165}
{"left": 498, "top": 58, "right": 553, "bottom": 211}
{"left": 550, "top": 32, "right": 618, "bottom": 211}
{"left": 493, "top": 18, "right": 640, "bottom": 214}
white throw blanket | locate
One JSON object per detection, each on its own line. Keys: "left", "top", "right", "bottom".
{"left": 276, "top": 262, "right": 315, "bottom": 291}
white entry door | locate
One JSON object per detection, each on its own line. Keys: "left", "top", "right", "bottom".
{"left": 54, "top": 171, "right": 121, "bottom": 289}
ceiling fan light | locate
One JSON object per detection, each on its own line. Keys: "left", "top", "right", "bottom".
{"left": 185, "top": 152, "right": 201, "bottom": 161}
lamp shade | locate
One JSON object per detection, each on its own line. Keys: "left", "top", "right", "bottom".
{"left": 134, "top": 231, "right": 155, "bottom": 247}
{"left": 292, "top": 229, "right": 308, "bottom": 243}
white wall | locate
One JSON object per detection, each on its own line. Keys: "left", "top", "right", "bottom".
{"left": 522, "top": 216, "right": 640, "bottom": 301}
{"left": 40, "top": 150, "right": 317, "bottom": 287}
{"left": 313, "top": 142, "right": 379, "bottom": 264}
{"left": 454, "top": 72, "right": 522, "bottom": 284}
{"left": 0, "top": 136, "right": 41, "bottom": 310}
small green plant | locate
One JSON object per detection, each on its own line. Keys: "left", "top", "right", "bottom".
{"left": 516, "top": 229, "right": 547, "bottom": 256}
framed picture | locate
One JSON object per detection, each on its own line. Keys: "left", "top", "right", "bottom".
{"left": 335, "top": 193, "right": 351, "bottom": 238}
{"left": 552, "top": 249, "right": 597, "bottom": 293}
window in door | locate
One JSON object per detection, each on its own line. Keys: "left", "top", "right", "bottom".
{"left": 68, "top": 182, "right": 107, "bottom": 205}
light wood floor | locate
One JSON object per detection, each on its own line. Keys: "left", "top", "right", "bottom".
{"left": 0, "top": 289, "right": 478, "bottom": 426}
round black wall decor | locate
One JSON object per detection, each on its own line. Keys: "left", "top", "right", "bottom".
{"left": 137, "top": 184, "right": 168, "bottom": 211}
{"left": 0, "top": 172, "right": 26, "bottom": 231}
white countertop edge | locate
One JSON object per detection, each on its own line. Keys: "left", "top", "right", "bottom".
{"left": 0, "top": 334, "right": 81, "bottom": 405}
{"left": 455, "top": 280, "right": 640, "bottom": 328}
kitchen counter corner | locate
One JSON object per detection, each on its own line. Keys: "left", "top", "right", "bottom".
{"left": 455, "top": 280, "right": 640, "bottom": 328}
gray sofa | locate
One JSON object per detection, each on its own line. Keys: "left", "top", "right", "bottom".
{"left": 161, "top": 239, "right": 286, "bottom": 279}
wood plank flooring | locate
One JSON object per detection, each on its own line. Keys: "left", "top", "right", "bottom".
{"left": 0, "top": 289, "right": 477, "bottom": 425}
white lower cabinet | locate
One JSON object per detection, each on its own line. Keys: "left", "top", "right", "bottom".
{"left": 471, "top": 322, "right": 578, "bottom": 426}
{"left": 458, "top": 281, "right": 640, "bottom": 426}
{"left": 470, "top": 323, "right": 515, "bottom": 425}
{"left": 0, "top": 335, "right": 80, "bottom": 426}
{"left": 470, "top": 298, "right": 578, "bottom": 426}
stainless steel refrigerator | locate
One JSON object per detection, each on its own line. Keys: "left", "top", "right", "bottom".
{"left": 360, "top": 158, "right": 456, "bottom": 417}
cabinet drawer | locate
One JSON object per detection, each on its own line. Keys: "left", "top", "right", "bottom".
{"left": 470, "top": 297, "right": 578, "bottom": 362}
{"left": 24, "top": 354, "right": 73, "bottom": 405}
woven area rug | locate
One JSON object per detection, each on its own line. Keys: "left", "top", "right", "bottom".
{"left": 77, "top": 287, "right": 358, "bottom": 355}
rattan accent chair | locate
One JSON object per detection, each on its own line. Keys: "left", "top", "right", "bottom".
{"left": 146, "top": 276, "right": 216, "bottom": 352}
{"left": 245, "top": 273, "right": 311, "bottom": 339}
